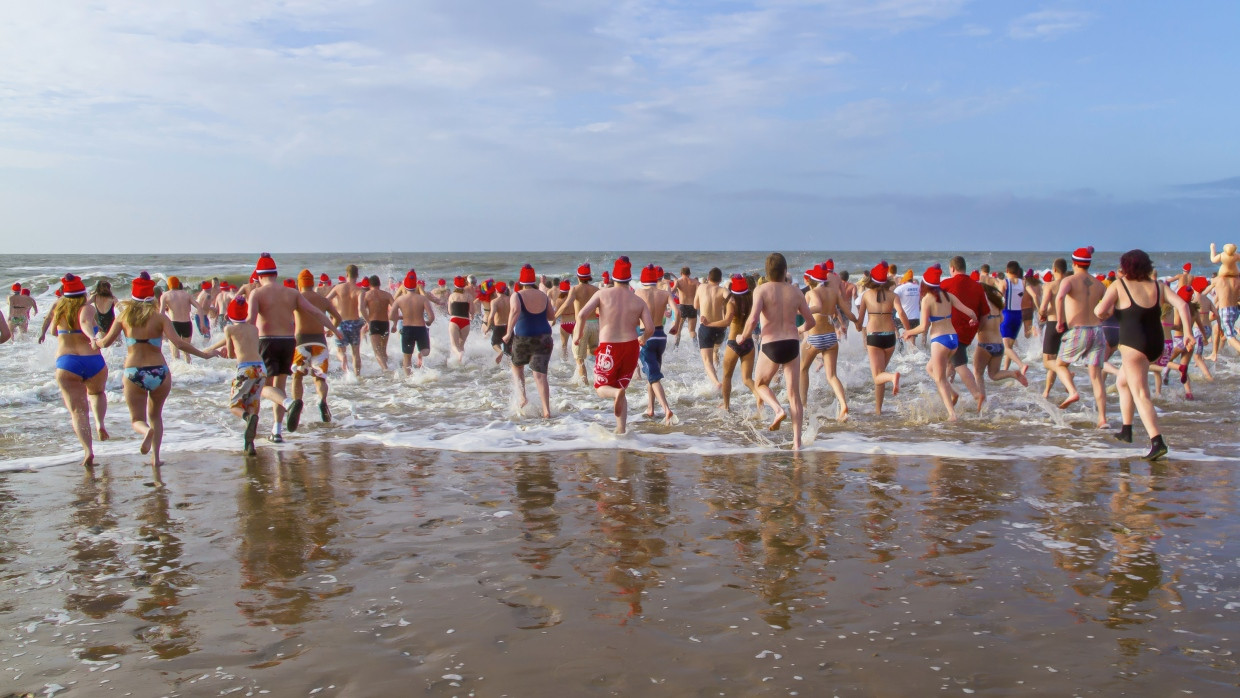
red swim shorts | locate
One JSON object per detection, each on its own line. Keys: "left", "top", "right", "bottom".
{"left": 593, "top": 340, "right": 640, "bottom": 390}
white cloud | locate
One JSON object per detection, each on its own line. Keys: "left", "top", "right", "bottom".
{"left": 1008, "top": 10, "right": 1094, "bottom": 40}
{"left": 955, "top": 23, "right": 991, "bottom": 37}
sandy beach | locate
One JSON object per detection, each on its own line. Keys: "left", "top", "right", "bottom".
{"left": 2, "top": 444, "right": 1237, "bottom": 696}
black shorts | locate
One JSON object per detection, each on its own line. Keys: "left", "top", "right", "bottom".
{"left": 259, "top": 336, "right": 296, "bottom": 377}
{"left": 401, "top": 326, "right": 429, "bottom": 354}
{"left": 951, "top": 343, "right": 970, "bottom": 368}
{"left": 866, "top": 332, "right": 896, "bottom": 350}
{"left": 369, "top": 320, "right": 390, "bottom": 336}
{"left": 1042, "top": 322, "right": 1064, "bottom": 356}
{"left": 678, "top": 304, "right": 698, "bottom": 320}
{"left": 172, "top": 320, "right": 193, "bottom": 339}
{"left": 760, "top": 338, "right": 800, "bottom": 365}
{"left": 490, "top": 325, "right": 511, "bottom": 353}
{"left": 698, "top": 325, "right": 726, "bottom": 349}
{"left": 1022, "top": 307, "right": 1034, "bottom": 323}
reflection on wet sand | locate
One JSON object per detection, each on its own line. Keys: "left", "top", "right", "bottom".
{"left": 0, "top": 446, "right": 1237, "bottom": 696}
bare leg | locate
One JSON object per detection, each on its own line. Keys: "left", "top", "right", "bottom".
{"left": 740, "top": 349, "right": 760, "bottom": 414}
{"left": 928, "top": 346, "right": 958, "bottom": 421}
{"left": 87, "top": 377, "right": 109, "bottom": 441}
{"left": 370, "top": 332, "right": 390, "bottom": 371}
{"left": 147, "top": 376, "right": 172, "bottom": 467}
{"left": 721, "top": 347, "right": 739, "bottom": 410}
{"left": 1119, "top": 348, "right": 1158, "bottom": 438}
{"left": 822, "top": 347, "right": 849, "bottom": 422}
{"left": 783, "top": 360, "right": 804, "bottom": 450}
{"left": 597, "top": 384, "right": 628, "bottom": 434}
{"left": 752, "top": 354, "right": 786, "bottom": 431}
{"left": 1088, "top": 364, "right": 1107, "bottom": 428}
{"left": 1052, "top": 359, "right": 1080, "bottom": 408}
{"left": 351, "top": 344, "right": 362, "bottom": 375}
{"left": 124, "top": 379, "right": 152, "bottom": 453}
{"left": 700, "top": 348, "right": 722, "bottom": 391}
{"left": 532, "top": 370, "right": 551, "bottom": 418}
{"left": 57, "top": 370, "right": 95, "bottom": 468}
{"left": 510, "top": 364, "right": 528, "bottom": 410}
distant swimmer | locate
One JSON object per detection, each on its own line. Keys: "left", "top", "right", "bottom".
{"left": 557, "top": 264, "right": 599, "bottom": 384}
{"left": 694, "top": 267, "right": 730, "bottom": 391}
{"left": 902, "top": 265, "right": 978, "bottom": 422}
{"left": 159, "top": 276, "right": 202, "bottom": 363}
{"left": 292, "top": 269, "right": 343, "bottom": 422}
{"left": 633, "top": 264, "right": 676, "bottom": 424}
{"left": 503, "top": 265, "right": 556, "bottom": 418}
{"left": 485, "top": 281, "right": 509, "bottom": 365}
{"left": 389, "top": 269, "right": 436, "bottom": 373}
{"left": 737, "top": 253, "right": 815, "bottom": 450}
{"left": 326, "top": 264, "right": 365, "bottom": 376}
{"left": 362, "top": 274, "right": 395, "bottom": 372}
{"left": 1094, "top": 249, "right": 1195, "bottom": 460}
{"left": 44, "top": 274, "right": 109, "bottom": 469}
{"left": 555, "top": 278, "right": 575, "bottom": 359}
{"left": 97, "top": 272, "right": 216, "bottom": 469}
{"left": 247, "top": 254, "right": 340, "bottom": 443}
{"left": 203, "top": 296, "right": 265, "bottom": 455}
{"left": 1210, "top": 241, "right": 1239, "bottom": 277}
{"left": 720, "top": 275, "right": 758, "bottom": 413}
{"left": 1053, "top": 247, "right": 1109, "bottom": 427}
{"left": 8, "top": 283, "right": 37, "bottom": 337}
{"left": 852, "top": 262, "right": 903, "bottom": 417}
{"left": 193, "top": 281, "right": 213, "bottom": 340}
{"left": 672, "top": 267, "right": 700, "bottom": 346}
{"left": 575, "top": 257, "right": 654, "bottom": 434}
{"left": 446, "top": 276, "right": 477, "bottom": 365}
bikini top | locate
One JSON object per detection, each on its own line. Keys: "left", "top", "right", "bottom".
{"left": 449, "top": 301, "right": 470, "bottom": 318}
{"left": 126, "top": 336, "right": 164, "bottom": 348}
{"left": 929, "top": 314, "right": 951, "bottom": 323}
{"left": 56, "top": 329, "right": 83, "bottom": 335}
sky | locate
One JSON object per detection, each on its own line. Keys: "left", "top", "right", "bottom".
{"left": 1, "top": 0, "right": 1237, "bottom": 253}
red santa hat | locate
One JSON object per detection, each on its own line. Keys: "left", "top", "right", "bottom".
{"left": 823, "top": 259, "right": 835, "bottom": 272}
{"left": 452, "top": 275, "right": 466, "bottom": 289}
{"left": 1071, "top": 246, "right": 1094, "bottom": 266}
{"left": 640, "top": 264, "right": 659, "bottom": 286}
{"left": 807, "top": 265, "right": 827, "bottom": 283}
{"left": 870, "top": 261, "right": 889, "bottom": 284}
{"left": 403, "top": 270, "right": 418, "bottom": 290}
{"left": 60, "top": 274, "right": 86, "bottom": 297}
{"left": 577, "top": 263, "right": 592, "bottom": 280}
{"left": 1191, "top": 276, "right": 1208, "bottom": 293}
{"left": 559, "top": 280, "right": 570, "bottom": 292}
{"left": 612, "top": 256, "right": 632, "bottom": 283}
{"left": 519, "top": 265, "right": 537, "bottom": 286}
{"left": 227, "top": 297, "right": 248, "bottom": 322}
{"left": 923, "top": 266, "right": 943, "bottom": 287}
{"left": 255, "top": 252, "right": 278, "bottom": 276}
{"left": 131, "top": 272, "right": 155, "bottom": 301}
{"left": 729, "top": 274, "right": 749, "bottom": 295}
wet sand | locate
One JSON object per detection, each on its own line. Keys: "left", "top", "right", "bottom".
{"left": 2, "top": 445, "right": 1238, "bottom": 697}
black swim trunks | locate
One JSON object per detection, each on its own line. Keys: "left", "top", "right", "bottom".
{"left": 1042, "top": 321, "right": 1064, "bottom": 356}
{"left": 400, "top": 326, "right": 430, "bottom": 355}
{"left": 490, "top": 324, "right": 510, "bottom": 353}
{"left": 678, "top": 304, "right": 698, "bottom": 320}
{"left": 950, "top": 343, "right": 971, "bottom": 368}
{"left": 259, "top": 336, "right": 296, "bottom": 377}
{"left": 172, "top": 320, "right": 193, "bottom": 339}
{"left": 760, "top": 338, "right": 799, "bottom": 365}
{"left": 369, "top": 320, "right": 390, "bottom": 336}
{"left": 866, "top": 332, "right": 896, "bottom": 350}
{"left": 698, "top": 325, "right": 727, "bottom": 350}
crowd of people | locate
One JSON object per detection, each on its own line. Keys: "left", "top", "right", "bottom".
{"left": 5, "top": 243, "right": 1239, "bottom": 469}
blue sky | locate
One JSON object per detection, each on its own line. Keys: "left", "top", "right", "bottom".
{"left": 1, "top": 0, "right": 1236, "bottom": 253}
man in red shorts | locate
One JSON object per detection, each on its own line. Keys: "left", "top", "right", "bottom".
{"left": 576, "top": 256, "right": 654, "bottom": 435}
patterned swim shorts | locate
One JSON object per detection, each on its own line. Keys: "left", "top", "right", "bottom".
{"left": 229, "top": 361, "right": 267, "bottom": 414}
{"left": 1057, "top": 325, "right": 1105, "bottom": 367}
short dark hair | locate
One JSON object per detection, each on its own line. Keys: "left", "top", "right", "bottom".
{"left": 1052, "top": 258, "right": 1068, "bottom": 274}
{"left": 708, "top": 267, "right": 723, "bottom": 283}
{"left": 764, "top": 254, "right": 786, "bottom": 283}
{"left": 1119, "top": 249, "right": 1154, "bottom": 280}
{"left": 369, "top": 275, "right": 381, "bottom": 287}
{"left": 979, "top": 264, "right": 991, "bottom": 274}
{"left": 681, "top": 267, "right": 691, "bottom": 276}
{"left": 1006, "top": 261, "right": 1022, "bottom": 276}
{"left": 950, "top": 256, "right": 967, "bottom": 273}
{"left": 839, "top": 270, "right": 850, "bottom": 282}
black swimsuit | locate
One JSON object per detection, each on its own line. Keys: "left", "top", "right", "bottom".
{"left": 760, "top": 338, "right": 799, "bottom": 365}
{"left": 96, "top": 304, "right": 116, "bottom": 334}
{"left": 1116, "top": 279, "right": 1164, "bottom": 362}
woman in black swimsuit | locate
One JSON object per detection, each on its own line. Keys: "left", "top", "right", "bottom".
{"left": 90, "top": 281, "right": 117, "bottom": 335}
{"left": 1094, "top": 249, "right": 1195, "bottom": 460}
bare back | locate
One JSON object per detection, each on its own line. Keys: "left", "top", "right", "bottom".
{"left": 363, "top": 289, "right": 394, "bottom": 322}
{"left": 675, "top": 276, "right": 699, "bottom": 306}
{"left": 694, "top": 282, "right": 728, "bottom": 323}
{"left": 160, "top": 289, "right": 194, "bottom": 322}
{"left": 295, "top": 289, "right": 337, "bottom": 335}
{"left": 752, "top": 281, "right": 812, "bottom": 342}
{"left": 595, "top": 287, "right": 652, "bottom": 343}
{"left": 248, "top": 282, "right": 302, "bottom": 336}
{"left": 634, "top": 286, "right": 671, "bottom": 330}
{"left": 329, "top": 282, "right": 364, "bottom": 321}
{"left": 392, "top": 292, "right": 433, "bottom": 328}
{"left": 1061, "top": 271, "right": 1105, "bottom": 327}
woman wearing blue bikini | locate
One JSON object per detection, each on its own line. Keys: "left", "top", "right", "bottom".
{"left": 98, "top": 272, "right": 216, "bottom": 469}
{"left": 901, "top": 265, "right": 978, "bottom": 421}
{"left": 42, "top": 274, "right": 109, "bottom": 469}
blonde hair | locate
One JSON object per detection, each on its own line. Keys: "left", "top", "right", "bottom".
{"left": 52, "top": 297, "right": 86, "bottom": 331}
{"left": 118, "top": 299, "right": 159, "bottom": 330}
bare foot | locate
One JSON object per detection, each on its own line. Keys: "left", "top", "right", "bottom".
{"left": 97, "top": 426, "right": 109, "bottom": 441}
{"left": 976, "top": 396, "right": 986, "bottom": 414}
{"left": 892, "top": 372, "right": 900, "bottom": 396}
{"left": 836, "top": 405, "right": 849, "bottom": 423}
{"left": 614, "top": 426, "right": 626, "bottom": 435}
{"left": 81, "top": 454, "right": 95, "bottom": 470}
{"left": 663, "top": 410, "right": 675, "bottom": 426}
{"left": 517, "top": 394, "right": 529, "bottom": 410}
{"left": 950, "top": 392, "right": 959, "bottom": 408}
{"left": 1096, "top": 420, "right": 1108, "bottom": 430}
{"left": 769, "top": 410, "right": 787, "bottom": 431}
{"left": 645, "top": 406, "right": 655, "bottom": 418}
{"left": 140, "top": 429, "right": 154, "bottom": 455}
{"left": 150, "top": 457, "right": 164, "bottom": 468}
{"left": 1059, "top": 393, "right": 1080, "bottom": 409}
{"left": 1016, "top": 365, "right": 1029, "bottom": 387}
{"left": 1185, "top": 391, "right": 1194, "bottom": 401}
{"left": 540, "top": 408, "right": 551, "bottom": 419}
{"left": 946, "top": 412, "right": 958, "bottom": 422}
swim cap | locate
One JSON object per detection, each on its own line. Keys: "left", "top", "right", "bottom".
{"left": 255, "top": 252, "right": 278, "bottom": 276}
{"left": 283, "top": 279, "right": 296, "bottom": 288}
{"left": 640, "top": 264, "right": 659, "bottom": 286}
{"left": 519, "top": 265, "right": 537, "bottom": 286}
{"left": 131, "top": 276, "right": 155, "bottom": 301}
{"left": 298, "top": 269, "right": 314, "bottom": 289}
{"left": 1071, "top": 246, "right": 1094, "bottom": 265}
{"left": 922, "top": 266, "right": 942, "bottom": 287}
{"left": 901, "top": 269, "right": 914, "bottom": 283}
{"left": 1191, "top": 276, "right": 1208, "bottom": 293}
{"left": 61, "top": 274, "right": 87, "bottom": 297}
{"left": 807, "top": 265, "right": 827, "bottom": 283}
{"left": 403, "top": 270, "right": 418, "bottom": 290}
{"left": 559, "top": 280, "right": 570, "bottom": 292}
{"left": 577, "top": 263, "right": 592, "bottom": 280}
{"left": 21, "top": 288, "right": 29, "bottom": 296}
{"left": 729, "top": 274, "right": 749, "bottom": 295}
{"left": 227, "top": 296, "right": 248, "bottom": 322}
{"left": 495, "top": 281, "right": 508, "bottom": 293}
{"left": 10, "top": 283, "right": 19, "bottom": 293}
{"left": 453, "top": 275, "right": 467, "bottom": 289}
{"left": 612, "top": 256, "right": 632, "bottom": 283}
{"left": 870, "top": 261, "right": 889, "bottom": 284}
{"left": 167, "top": 276, "right": 182, "bottom": 290}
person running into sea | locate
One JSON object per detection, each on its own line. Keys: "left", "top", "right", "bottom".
{"left": 97, "top": 273, "right": 216, "bottom": 468}
{"left": 558, "top": 264, "right": 600, "bottom": 384}
{"left": 8, "top": 284, "right": 37, "bottom": 337}
{"left": 1094, "top": 249, "right": 1195, "bottom": 460}
{"left": 503, "top": 265, "right": 556, "bottom": 418}
{"left": 159, "top": 276, "right": 202, "bottom": 363}
{"left": 576, "top": 257, "right": 654, "bottom": 434}
{"left": 633, "top": 263, "right": 676, "bottom": 424}
{"left": 720, "top": 275, "right": 759, "bottom": 413}
{"left": 1053, "top": 246, "right": 1109, "bottom": 426}
{"left": 801, "top": 263, "right": 858, "bottom": 420}
{"left": 247, "top": 254, "right": 341, "bottom": 443}
{"left": 892, "top": 269, "right": 922, "bottom": 349}
{"left": 326, "top": 265, "right": 366, "bottom": 376}
{"left": 996, "top": 261, "right": 1029, "bottom": 375}
{"left": 974, "top": 285, "right": 1030, "bottom": 394}
{"left": 446, "top": 276, "right": 476, "bottom": 365}
{"left": 291, "top": 269, "right": 343, "bottom": 422}
{"left": 193, "top": 281, "right": 213, "bottom": 340}
{"left": 90, "top": 281, "right": 117, "bottom": 338}
{"left": 737, "top": 253, "right": 815, "bottom": 450}
{"left": 485, "top": 281, "right": 510, "bottom": 365}
{"left": 1037, "top": 259, "right": 1070, "bottom": 399}
{"left": 901, "top": 265, "right": 979, "bottom": 422}
{"left": 390, "top": 269, "right": 436, "bottom": 373}
{"left": 940, "top": 257, "right": 987, "bottom": 411}
{"left": 672, "top": 267, "right": 700, "bottom": 347}
{"left": 362, "top": 274, "right": 395, "bottom": 372}
{"left": 42, "top": 274, "right": 109, "bottom": 469}
{"left": 694, "top": 268, "right": 730, "bottom": 392}
{"left": 853, "top": 261, "right": 907, "bottom": 416}
{"left": 554, "top": 279, "right": 575, "bottom": 360}
{"left": 202, "top": 297, "right": 266, "bottom": 454}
